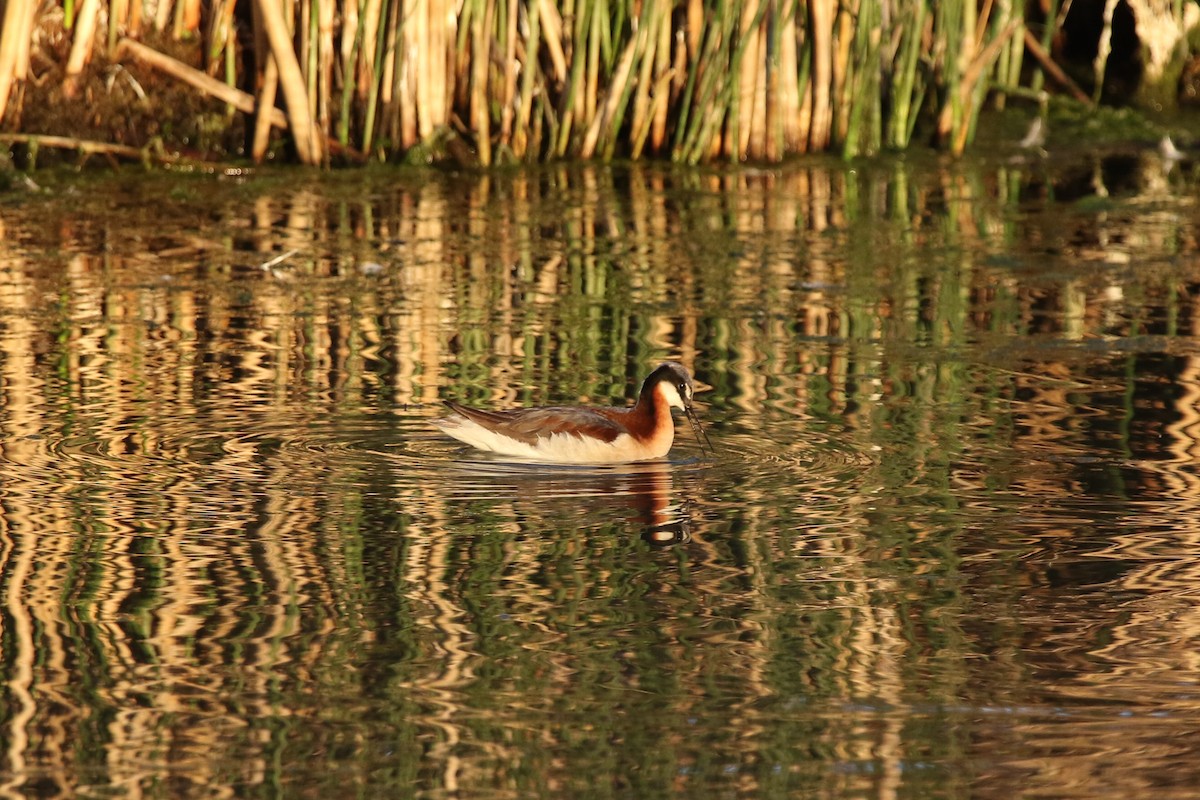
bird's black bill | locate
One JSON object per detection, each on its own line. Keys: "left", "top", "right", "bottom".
{"left": 684, "top": 404, "right": 714, "bottom": 456}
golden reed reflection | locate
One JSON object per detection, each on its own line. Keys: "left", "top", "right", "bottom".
{"left": 0, "top": 158, "right": 1198, "bottom": 795}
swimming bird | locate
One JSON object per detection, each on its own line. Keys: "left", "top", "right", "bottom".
{"left": 432, "top": 362, "right": 712, "bottom": 464}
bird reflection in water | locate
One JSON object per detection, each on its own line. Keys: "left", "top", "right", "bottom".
{"left": 445, "top": 457, "right": 697, "bottom": 547}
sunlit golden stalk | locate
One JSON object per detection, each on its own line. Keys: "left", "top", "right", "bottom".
{"left": 358, "top": 0, "right": 383, "bottom": 99}
{"left": 109, "top": 0, "right": 128, "bottom": 53}
{"left": 686, "top": 0, "right": 702, "bottom": 58}
{"left": 340, "top": 0, "right": 359, "bottom": 81}
{"left": 775, "top": 2, "right": 801, "bottom": 154}
{"left": 300, "top": 0, "right": 314, "bottom": 113}
{"left": 317, "top": 0, "right": 335, "bottom": 137}
{"left": 175, "top": 0, "right": 202, "bottom": 39}
{"left": 421, "top": 0, "right": 453, "bottom": 140}
{"left": 748, "top": 2, "right": 769, "bottom": 159}
{"left": 808, "top": 0, "right": 834, "bottom": 151}
{"left": 538, "top": 0, "right": 567, "bottom": 84}
{"left": 379, "top": 0, "right": 398, "bottom": 108}
{"left": 255, "top": 0, "right": 323, "bottom": 163}
{"left": 127, "top": 0, "right": 141, "bottom": 37}
{"left": 396, "top": 0, "right": 418, "bottom": 149}
{"left": 63, "top": 0, "right": 100, "bottom": 98}
{"left": 733, "top": 0, "right": 762, "bottom": 160}
{"left": 252, "top": 54, "right": 280, "bottom": 161}
{"left": 832, "top": 0, "right": 855, "bottom": 144}
{"left": 154, "top": 0, "right": 172, "bottom": 32}
{"left": 0, "top": 0, "right": 36, "bottom": 123}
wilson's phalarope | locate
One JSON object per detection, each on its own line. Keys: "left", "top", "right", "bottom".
{"left": 433, "top": 362, "right": 713, "bottom": 464}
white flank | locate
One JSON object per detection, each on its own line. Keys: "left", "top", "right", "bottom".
{"left": 433, "top": 415, "right": 675, "bottom": 464}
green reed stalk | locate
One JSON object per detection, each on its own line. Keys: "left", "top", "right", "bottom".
{"left": 1030, "top": 0, "right": 1060, "bottom": 94}
{"left": 887, "top": 0, "right": 926, "bottom": 149}
{"left": 555, "top": 0, "right": 589, "bottom": 156}
{"left": 843, "top": 0, "right": 882, "bottom": 158}
{"left": 498, "top": 0, "right": 519, "bottom": 154}
{"left": 513, "top": 0, "right": 542, "bottom": 159}
{"left": 675, "top": 0, "right": 738, "bottom": 163}
{"left": 934, "top": 0, "right": 966, "bottom": 150}
{"left": 995, "top": 1, "right": 1025, "bottom": 108}
{"left": 471, "top": 0, "right": 493, "bottom": 165}
{"left": 364, "top": 0, "right": 393, "bottom": 155}
{"left": 337, "top": 0, "right": 364, "bottom": 147}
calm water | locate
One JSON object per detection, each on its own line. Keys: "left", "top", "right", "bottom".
{"left": 2, "top": 149, "right": 1200, "bottom": 798}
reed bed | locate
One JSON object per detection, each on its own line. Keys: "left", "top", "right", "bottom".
{"left": 0, "top": 0, "right": 1129, "bottom": 165}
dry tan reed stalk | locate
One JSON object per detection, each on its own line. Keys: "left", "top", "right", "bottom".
{"left": 735, "top": 0, "right": 760, "bottom": 159}
{"left": 649, "top": 0, "right": 670, "bottom": 152}
{"left": 583, "top": 0, "right": 599, "bottom": 128}
{"left": 0, "top": 0, "right": 36, "bottom": 123}
{"left": 499, "top": 0, "right": 519, "bottom": 144}
{"left": 465, "top": 0, "right": 489, "bottom": 164}
{"left": 127, "top": 0, "right": 141, "bottom": 37}
{"left": 118, "top": 38, "right": 287, "bottom": 128}
{"left": 255, "top": 0, "right": 323, "bottom": 163}
{"left": 108, "top": 0, "right": 127, "bottom": 52}
{"left": 339, "top": 0, "right": 358, "bottom": 84}
{"left": 63, "top": 0, "right": 102, "bottom": 98}
{"left": 380, "top": 0, "right": 397, "bottom": 108}
{"left": 951, "top": 17, "right": 1021, "bottom": 154}
{"left": 581, "top": 24, "right": 637, "bottom": 159}
{"left": 207, "top": 0, "right": 239, "bottom": 73}
{"left": 424, "top": 0, "right": 452, "bottom": 141}
{"left": 396, "top": 0, "right": 417, "bottom": 149}
{"left": 318, "top": 0, "right": 335, "bottom": 136}
{"left": 627, "top": 0, "right": 660, "bottom": 158}
{"left": 777, "top": 4, "right": 801, "bottom": 154}
{"left": 0, "top": 132, "right": 189, "bottom": 163}
{"left": 1022, "top": 28, "right": 1090, "bottom": 104}
{"left": 359, "top": 0, "right": 383, "bottom": 100}
{"left": 832, "top": 0, "right": 854, "bottom": 144}
{"left": 539, "top": 0, "right": 567, "bottom": 83}
{"left": 252, "top": 55, "right": 281, "bottom": 161}
{"left": 808, "top": 0, "right": 834, "bottom": 151}
{"left": 512, "top": 0, "right": 541, "bottom": 158}
{"left": 154, "top": 0, "right": 171, "bottom": 33}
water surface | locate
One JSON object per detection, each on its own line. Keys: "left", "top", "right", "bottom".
{"left": 2, "top": 150, "right": 1200, "bottom": 797}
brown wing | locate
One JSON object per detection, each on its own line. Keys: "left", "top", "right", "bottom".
{"left": 442, "top": 401, "right": 625, "bottom": 445}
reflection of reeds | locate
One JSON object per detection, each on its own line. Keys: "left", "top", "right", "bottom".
{"left": 2, "top": 0, "right": 1093, "bottom": 163}
{"left": 1, "top": 160, "right": 1200, "bottom": 793}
